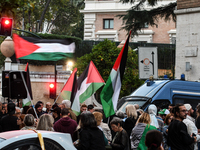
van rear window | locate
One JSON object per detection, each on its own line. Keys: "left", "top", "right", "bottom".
{"left": 117, "top": 101, "right": 146, "bottom": 113}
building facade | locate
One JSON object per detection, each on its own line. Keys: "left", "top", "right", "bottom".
{"left": 81, "top": 0, "right": 176, "bottom": 44}
{"left": 175, "top": 0, "right": 200, "bottom": 81}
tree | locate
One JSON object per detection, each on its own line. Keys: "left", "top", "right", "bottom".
{"left": 74, "top": 39, "right": 144, "bottom": 100}
{"left": 119, "top": 0, "right": 177, "bottom": 35}
{"left": 38, "top": 0, "right": 51, "bottom": 31}
{"left": 50, "top": 1, "right": 83, "bottom": 37}
{"left": 0, "top": 0, "right": 84, "bottom": 37}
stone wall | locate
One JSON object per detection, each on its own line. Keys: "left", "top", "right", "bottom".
{"left": 175, "top": 8, "right": 200, "bottom": 81}
{"left": 31, "top": 82, "right": 64, "bottom": 105}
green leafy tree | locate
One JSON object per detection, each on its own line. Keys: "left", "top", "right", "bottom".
{"left": 0, "top": 0, "right": 84, "bottom": 37}
{"left": 74, "top": 39, "right": 143, "bottom": 101}
{"left": 50, "top": 1, "right": 83, "bottom": 36}
{"left": 119, "top": 0, "right": 176, "bottom": 35}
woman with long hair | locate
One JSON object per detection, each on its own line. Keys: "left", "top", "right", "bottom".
{"left": 75, "top": 111, "right": 105, "bottom": 150}
{"left": 163, "top": 113, "right": 173, "bottom": 150}
{"left": 130, "top": 113, "right": 157, "bottom": 150}
{"left": 124, "top": 104, "right": 138, "bottom": 137}
{"left": 93, "top": 111, "right": 110, "bottom": 144}
{"left": 36, "top": 114, "right": 54, "bottom": 131}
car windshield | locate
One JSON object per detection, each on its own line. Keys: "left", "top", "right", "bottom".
{"left": 117, "top": 100, "right": 147, "bottom": 113}
{"left": 130, "top": 80, "right": 169, "bottom": 98}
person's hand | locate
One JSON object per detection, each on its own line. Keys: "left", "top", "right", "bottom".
{"left": 193, "top": 136, "right": 197, "bottom": 143}
{"left": 34, "top": 118, "right": 39, "bottom": 127}
{"left": 166, "top": 129, "right": 168, "bottom": 133}
{"left": 159, "top": 145, "right": 164, "bottom": 150}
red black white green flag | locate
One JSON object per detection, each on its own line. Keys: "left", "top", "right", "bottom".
{"left": 13, "top": 34, "right": 75, "bottom": 61}
{"left": 60, "top": 68, "right": 77, "bottom": 105}
{"left": 100, "top": 31, "right": 132, "bottom": 118}
{"left": 71, "top": 61, "right": 105, "bottom": 115}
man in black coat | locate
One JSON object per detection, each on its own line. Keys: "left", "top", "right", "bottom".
{"left": 0, "top": 103, "right": 19, "bottom": 132}
{"left": 168, "top": 103, "right": 196, "bottom": 150}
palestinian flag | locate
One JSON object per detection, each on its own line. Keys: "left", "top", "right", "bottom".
{"left": 71, "top": 61, "right": 105, "bottom": 115}
{"left": 60, "top": 68, "right": 77, "bottom": 102}
{"left": 22, "top": 63, "right": 32, "bottom": 107}
{"left": 100, "top": 31, "right": 131, "bottom": 118}
{"left": 13, "top": 34, "right": 75, "bottom": 61}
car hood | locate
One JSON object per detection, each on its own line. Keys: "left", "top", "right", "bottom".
{"left": 0, "top": 130, "right": 76, "bottom": 150}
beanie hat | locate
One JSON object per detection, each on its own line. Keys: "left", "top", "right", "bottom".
{"left": 184, "top": 104, "right": 192, "bottom": 111}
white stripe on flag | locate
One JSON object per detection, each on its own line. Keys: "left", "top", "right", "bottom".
{"left": 77, "top": 78, "right": 90, "bottom": 99}
{"left": 71, "top": 78, "right": 90, "bottom": 113}
{"left": 35, "top": 42, "right": 75, "bottom": 53}
{"left": 111, "top": 69, "right": 121, "bottom": 111}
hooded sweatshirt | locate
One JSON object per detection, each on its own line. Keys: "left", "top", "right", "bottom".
{"left": 148, "top": 104, "right": 159, "bottom": 128}
{"left": 54, "top": 117, "right": 77, "bottom": 136}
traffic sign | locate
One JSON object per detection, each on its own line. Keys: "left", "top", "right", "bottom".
{"left": 138, "top": 47, "right": 158, "bottom": 79}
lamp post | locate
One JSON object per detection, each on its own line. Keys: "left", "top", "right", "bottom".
{"left": 0, "top": 36, "right": 14, "bottom": 102}
{"left": 0, "top": 36, "right": 14, "bottom": 70}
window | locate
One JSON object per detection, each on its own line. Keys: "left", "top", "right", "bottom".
{"left": 103, "top": 19, "right": 114, "bottom": 29}
{"left": 2, "top": 138, "right": 65, "bottom": 150}
{"left": 173, "top": 95, "right": 200, "bottom": 110}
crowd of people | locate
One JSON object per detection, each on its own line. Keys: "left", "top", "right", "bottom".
{"left": 0, "top": 100, "right": 200, "bottom": 150}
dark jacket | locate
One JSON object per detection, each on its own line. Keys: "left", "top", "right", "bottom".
{"left": 111, "top": 129, "right": 129, "bottom": 150}
{"left": 76, "top": 127, "right": 106, "bottom": 150}
{"left": 0, "top": 115, "right": 19, "bottom": 132}
{"left": 53, "top": 117, "right": 77, "bottom": 136}
{"left": 168, "top": 119, "right": 194, "bottom": 150}
{"left": 124, "top": 117, "right": 137, "bottom": 137}
{"left": 37, "top": 111, "right": 45, "bottom": 118}
{"left": 54, "top": 117, "right": 60, "bottom": 124}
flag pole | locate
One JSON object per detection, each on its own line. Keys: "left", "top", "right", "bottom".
{"left": 107, "top": 117, "right": 110, "bottom": 125}
{"left": 52, "top": 91, "right": 62, "bottom": 106}
{"left": 54, "top": 62, "right": 57, "bottom": 101}
{"left": 17, "top": 60, "right": 39, "bottom": 119}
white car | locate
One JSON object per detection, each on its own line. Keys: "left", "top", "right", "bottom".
{"left": 0, "top": 130, "right": 77, "bottom": 150}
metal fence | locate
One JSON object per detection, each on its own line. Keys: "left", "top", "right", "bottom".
{"left": 76, "top": 40, "right": 176, "bottom": 70}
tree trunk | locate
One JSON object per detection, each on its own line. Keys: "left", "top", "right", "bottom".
{"left": 28, "top": 9, "right": 31, "bottom": 31}
{"left": 38, "top": 0, "right": 51, "bottom": 32}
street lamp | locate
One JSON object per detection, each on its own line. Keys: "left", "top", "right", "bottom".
{"left": 66, "top": 61, "right": 74, "bottom": 72}
{"left": 0, "top": 36, "right": 14, "bottom": 70}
